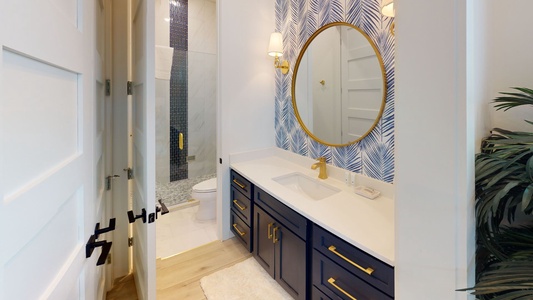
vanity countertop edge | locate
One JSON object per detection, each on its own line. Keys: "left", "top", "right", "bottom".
{"left": 229, "top": 147, "right": 395, "bottom": 266}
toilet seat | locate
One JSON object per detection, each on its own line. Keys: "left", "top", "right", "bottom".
{"left": 192, "top": 178, "right": 217, "bottom": 193}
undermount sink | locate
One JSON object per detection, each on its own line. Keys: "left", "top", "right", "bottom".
{"left": 272, "top": 172, "right": 341, "bottom": 201}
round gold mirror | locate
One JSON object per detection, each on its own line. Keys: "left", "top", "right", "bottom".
{"left": 292, "top": 22, "right": 387, "bottom": 146}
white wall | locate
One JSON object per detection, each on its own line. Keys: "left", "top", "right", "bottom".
{"left": 217, "top": 0, "right": 275, "bottom": 239}
{"left": 485, "top": 0, "right": 533, "bottom": 132}
{"left": 395, "top": 0, "right": 475, "bottom": 298}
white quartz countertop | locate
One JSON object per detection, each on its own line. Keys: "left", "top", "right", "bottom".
{"left": 230, "top": 148, "right": 395, "bottom": 266}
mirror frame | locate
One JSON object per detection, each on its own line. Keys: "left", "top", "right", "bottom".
{"left": 291, "top": 22, "right": 388, "bottom": 147}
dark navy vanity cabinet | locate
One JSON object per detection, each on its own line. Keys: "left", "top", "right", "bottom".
{"left": 254, "top": 187, "right": 307, "bottom": 300}
{"left": 229, "top": 169, "right": 395, "bottom": 299}
{"left": 230, "top": 170, "right": 253, "bottom": 252}
{"left": 312, "top": 225, "right": 394, "bottom": 299}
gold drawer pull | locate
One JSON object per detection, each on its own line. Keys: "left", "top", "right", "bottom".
{"left": 267, "top": 223, "right": 273, "bottom": 239}
{"left": 232, "top": 179, "right": 246, "bottom": 189}
{"left": 233, "top": 199, "right": 247, "bottom": 211}
{"left": 232, "top": 224, "right": 246, "bottom": 236}
{"left": 327, "top": 278, "right": 357, "bottom": 300}
{"left": 328, "top": 246, "right": 374, "bottom": 275}
{"left": 272, "top": 226, "right": 279, "bottom": 244}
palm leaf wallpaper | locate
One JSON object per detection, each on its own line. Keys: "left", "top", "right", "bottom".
{"left": 274, "top": 0, "right": 395, "bottom": 183}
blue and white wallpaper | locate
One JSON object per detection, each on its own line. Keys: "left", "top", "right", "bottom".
{"left": 274, "top": 0, "right": 395, "bottom": 183}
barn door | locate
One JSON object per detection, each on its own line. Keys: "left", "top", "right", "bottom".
{"left": 1, "top": 1, "right": 104, "bottom": 299}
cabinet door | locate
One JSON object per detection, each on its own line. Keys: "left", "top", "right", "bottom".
{"left": 254, "top": 205, "right": 276, "bottom": 277}
{"left": 275, "top": 224, "right": 307, "bottom": 300}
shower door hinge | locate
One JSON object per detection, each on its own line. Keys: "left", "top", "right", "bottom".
{"left": 105, "top": 79, "right": 111, "bottom": 96}
{"left": 128, "top": 237, "right": 134, "bottom": 247}
{"left": 124, "top": 167, "right": 133, "bottom": 180}
{"left": 127, "top": 81, "right": 133, "bottom": 95}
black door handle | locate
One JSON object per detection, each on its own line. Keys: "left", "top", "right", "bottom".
{"left": 94, "top": 218, "right": 116, "bottom": 239}
{"left": 127, "top": 208, "right": 146, "bottom": 223}
{"left": 86, "top": 235, "right": 113, "bottom": 266}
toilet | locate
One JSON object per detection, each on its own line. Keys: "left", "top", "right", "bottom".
{"left": 191, "top": 178, "right": 217, "bottom": 221}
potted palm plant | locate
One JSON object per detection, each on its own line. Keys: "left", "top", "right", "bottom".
{"left": 462, "top": 87, "right": 533, "bottom": 299}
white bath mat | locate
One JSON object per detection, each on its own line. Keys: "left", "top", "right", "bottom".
{"left": 200, "top": 257, "right": 294, "bottom": 300}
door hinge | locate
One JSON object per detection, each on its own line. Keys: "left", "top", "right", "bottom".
{"left": 105, "top": 79, "right": 111, "bottom": 96}
{"left": 106, "top": 175, "right": 120, "bottom": 190}
{"left": 124, "top": 167, "right": 133, "bottom": 180}
{"left": 128, "top": 237, "right": 134, "bottom": 247}
{"left": 127, "top": 81, "right": 133, "bottom": 95}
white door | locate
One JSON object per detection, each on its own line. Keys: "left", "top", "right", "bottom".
{"left": 341, "top": 26, "right": 383, "bottom": 143}
{"left": 312, "top": 28, "right": 341, "bottom": 144}
{"left": 130, "top": 0, "right": 157, "bottom": 299}
{"left": 96, "top": 0, "right": 115, "bottom": 293}
{"left": 1, "top": 1, "right": 103, "bottom": 299}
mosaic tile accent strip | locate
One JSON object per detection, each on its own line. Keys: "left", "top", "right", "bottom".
{"left": 170, "top": 0, "right": 189, "bottom": 181}
{"left": 275, "top": 0, "right": 395, "bottom": 183}
{"left": 157, "top": 173, "right": 216, "bottom": 207}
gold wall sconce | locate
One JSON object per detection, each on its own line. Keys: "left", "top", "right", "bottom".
{"left": 268, "top": 32, "right": 289, "bottom": 75}
{"left": 381, "top": 0, "right": 395, "bottom": 35}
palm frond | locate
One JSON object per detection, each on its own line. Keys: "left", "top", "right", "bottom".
{"left": 346, "top": 143, "right": 362, "bottom": 173}
{"left": 346, "top": 0, "right": 362, "bottom": 27}
{"left": 470, "top": 87, "right": 533, "bottom": 299}
{"left": 290, "top": 127, "right": 308, "bottom": 156}
{"left": 493, "top": 87, "right": 533, "bottom": 111}
{"left": 362, "top": 141, "right": 394, "bottom": 182}
{"left": 309, "top": 138, "right": 330, "bottom": 160}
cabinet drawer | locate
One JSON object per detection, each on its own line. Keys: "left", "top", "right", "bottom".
{"left": 231, "top": 170, "right": 252, "bottom": 199}
{"left": 230, "top": 210, "right": 252, "bottom": 252}
{"left": 313, "top": 225, "right": 394, "bottom": 297}
{"left": 313, "top": 250, "right": 393, "bottom": 300}
{"left": 231, "top": 186, "right": 252, "bottom": 226}
{"left": 255, "top": 187, "right": 307, "bottom": 240}
{"left": 312, "top": 286, "right": 335, "bottom": 300}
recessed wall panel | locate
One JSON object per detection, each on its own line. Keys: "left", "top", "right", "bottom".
{"left": 2, "top": 50, "right": 79, "bottom": 196}
{"left": 349, "top": 117, "right": 374, "bottom": 137}
{"left": 348, "top": 56, "right": 381, "bottom": 80}
{"left": 348, "top": 89, "right": 382, "bottom": 109}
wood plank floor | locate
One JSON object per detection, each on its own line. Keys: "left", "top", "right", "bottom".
{"left": 106, "top": 238, "right": 251, "bottom": 299}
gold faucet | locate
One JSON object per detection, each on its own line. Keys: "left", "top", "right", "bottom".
{"left": 311, "top": 157, "right": 328, "bottom": 179}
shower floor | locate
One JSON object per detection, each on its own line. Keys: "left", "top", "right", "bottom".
{"left": 157, "top": 173, "right": 216, "bottom": 207}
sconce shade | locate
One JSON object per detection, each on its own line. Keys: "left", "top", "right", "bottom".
{"left": 381, "top": 0, "right": 395, "bottom": 17}
{"left": 268, "top": 32, "right": 284, "bottom": 57}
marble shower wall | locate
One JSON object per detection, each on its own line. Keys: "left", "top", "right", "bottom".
{"left": 274, "top": 0, "right": 396, "bottom": 183}
{"left": 156, "top": 0, "right": 171, "bottom": 184}
{"left": 187, "top": 0, "right": 217, "bottom": 178}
